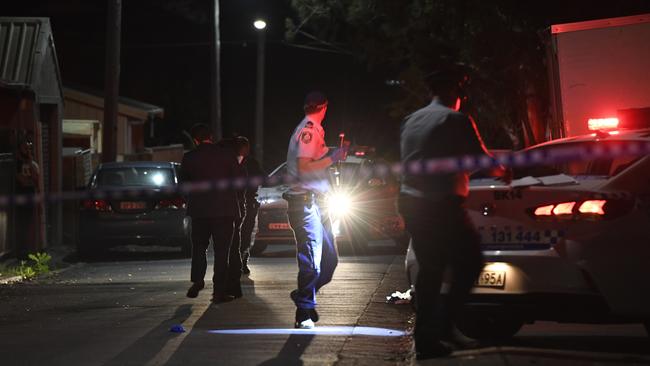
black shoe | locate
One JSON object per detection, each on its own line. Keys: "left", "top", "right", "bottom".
{"left": 186, "top": 280, "right": 205, "bottom": 298}
{"left": 211, "top": 293, "right": 235, "bottom": 304}
{"left": 309, "top": 308, "right": 319, "bottom": 323}
{"left": 295, "top": 308, "right": 315, "bottom": 329}
{"left": 242, "top": 264, "right": 251, "bottom": 275}
{"left": 415, "top": 342, "right": 453, "bottom": 360}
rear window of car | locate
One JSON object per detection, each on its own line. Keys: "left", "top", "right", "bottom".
{"left": 94, "top": 167, "right": 175, "bottom": 187}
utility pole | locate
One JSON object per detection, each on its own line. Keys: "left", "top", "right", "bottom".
{"left": 209, "top": 0, "right": 222, "bottom": 140}
{"left": 254, "top": 19, "right": 267, "bottom": 165}
{"left": 102, "top": 0, "right": 121, "bottom": 163}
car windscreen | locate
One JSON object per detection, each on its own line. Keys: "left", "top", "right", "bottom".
{"left": 516, "top": 141, "right": 644, "bottom": 179}
{"left": 95, "top": 167, "right": 175, "bottom": 187}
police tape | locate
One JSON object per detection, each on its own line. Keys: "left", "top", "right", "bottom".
{"left": 1, "top": 140, "right": 650, "bottom": 208}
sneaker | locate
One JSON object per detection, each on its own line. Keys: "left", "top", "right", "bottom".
{"left": 295, "top": 318, "right": 315, "bottom": 329}
{"left": 186, "top": 280, "right": 205, "bottom": 298}
{"left": 309, "top": 308, "right": 319, "bottom": 323}
{"left": 294, "top": 308, "right": 315, "bottom": 329}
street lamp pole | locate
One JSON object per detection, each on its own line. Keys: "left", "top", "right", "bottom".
{"left": 254, "top": 19, "right": 266, "bottom": 165}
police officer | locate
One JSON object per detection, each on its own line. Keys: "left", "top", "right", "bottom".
{"left": 181, "top": 124, "right": 244, "bottom": 303}
{"left": 399, "top": 66, "right": 509, "bottom": 359}
{"left": 284, "top": 91, "right": 348, "bottom": 329}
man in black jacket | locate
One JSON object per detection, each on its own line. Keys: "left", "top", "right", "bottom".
{"left": 233, "top": 136, "right": 264, "bottom": 275}
{"left": 181, "top": 124, "right": 244, "bottom": 303}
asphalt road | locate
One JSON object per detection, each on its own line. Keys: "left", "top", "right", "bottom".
{"left": 1, "top": 243, "right": 649, "bottom": 366}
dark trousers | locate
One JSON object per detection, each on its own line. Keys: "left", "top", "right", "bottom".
{"left": 399, "top": 195, "right": 484, "bottom": 349}
{"left": 238, "top": 203, "right": 259, "bottom": 263}
{"left": 190, "top": 217, "right": 241, "bottom": 295}
{"left": 287, "top": 200, "right": 338, "bottom": 309}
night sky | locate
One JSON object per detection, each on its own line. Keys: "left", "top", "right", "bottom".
{"left": 3, "top": 0, "right": 650, "bottom": 169}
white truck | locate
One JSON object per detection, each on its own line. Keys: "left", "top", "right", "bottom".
{"left": 546, "top": 13, "right": 650, "bottom": 139}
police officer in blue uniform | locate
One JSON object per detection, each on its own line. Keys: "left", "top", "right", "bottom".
{"left": 284, "top": 91, "right": 348, "bottom": 329}
{"left": 399, "top": 66, "right": 509, "bottom": 359}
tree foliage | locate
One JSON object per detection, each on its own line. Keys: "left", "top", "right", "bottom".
{"left": 286, "top": 0, "right": 559, "bottom": 148}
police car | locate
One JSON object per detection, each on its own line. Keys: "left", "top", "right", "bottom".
{"left": 406, "top": 127, "right": 650, "bottom": 340}
{"left": 253, "top": 147, "right": 406, "bottom": 255}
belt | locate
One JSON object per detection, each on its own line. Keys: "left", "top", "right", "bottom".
{"left": 282, "top": 190, "right": 325, "bottom": 205}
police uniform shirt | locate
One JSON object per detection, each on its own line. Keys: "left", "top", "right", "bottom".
{"left": 287, "top": 117, "right": 330, "bottom": 193}
{"left": 400, "top": 99, "right": 487, "bottom": 201}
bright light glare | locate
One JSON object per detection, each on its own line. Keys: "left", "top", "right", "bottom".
{"left": 332, "top": 218, "right": 341, "bottom": 236}
{"left": 327, "top": 192, "right": 352, "bottom": 217}
{"left": 152, "top": 173, "right": 165, "bottom": 186}
{"left": 484, "top": 262, "right": 510, "bottom": 272}
{"left": 208, "top": 326, "right": 408, "bottom": 337}
{"left": 253, "top": 20, "right": 267, "bottom": 30}
{"left": 588, "top": 117, "right": 619, "bottom": 131}
{"left": 578, "top": 200, "right": 606, "bottom": 215}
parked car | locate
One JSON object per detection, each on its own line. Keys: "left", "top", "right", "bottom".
{"left": 406, "top": 128, "right": 650, "bottom": 340}
{"left": 78, "top": 161, "right": 191, "bottom": 258}
{"left": 253, "top": 149, "right": 407, "bottom": 255}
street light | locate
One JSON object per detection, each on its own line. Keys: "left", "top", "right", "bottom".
{"left": 254, "top": 19, "right": 266, "bottom": 165}
{"left": 253, "top": 19, "right": 267, "bottom": 30}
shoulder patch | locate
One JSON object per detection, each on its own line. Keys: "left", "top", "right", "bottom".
{"left": 300, "top": 131, "right": 313, "bottom": 144}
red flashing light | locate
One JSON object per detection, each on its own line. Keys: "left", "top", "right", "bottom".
{"left": 534, "top": 205, "right": 554, "bottom": 216}
{"left": 552, "top": 202, "right": 576, "bottom": 215}
{"left": 355, "top": 151, "right": 366, "bottom": 156}
{"left": 588, "top": 117, "right": 619, "bottom": 131}
{"left": 578, "top": 200, "right": 606, "bottom": 215}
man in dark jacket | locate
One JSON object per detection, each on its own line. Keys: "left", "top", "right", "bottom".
{"left": 181, "top": 124, "right": 244, "bottom": 303}
{"left": 233, "top": 136, "right": 264, "bottom": 275}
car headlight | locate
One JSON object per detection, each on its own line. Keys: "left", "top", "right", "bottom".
{"left": 326, "top": 191, "right": 353, "bottom": 217}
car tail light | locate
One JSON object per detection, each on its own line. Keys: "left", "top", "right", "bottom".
{"left": 155, "top": 197, "right": 186, "bottom": 210}
{"left": 578, "top": 200, "right": 606, "bottom": 215}
{"left": 552, "top": 202, "right": 575, "bottom": 216}
{"left": 82, "top": 199, "right": 112, "bottom": 212}
{"left": 531, "top": 199, "right": 631, "bottom": 220}
{"left": 533, "top": 204, "right": 554, "bottom": 216}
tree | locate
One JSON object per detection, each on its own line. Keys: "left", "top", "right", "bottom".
{"left": 285, "top": 0, "right": 557, "bottom": 148}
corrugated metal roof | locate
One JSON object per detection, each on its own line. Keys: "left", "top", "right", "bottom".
{"left": 0, "top": 17, "right": 63, "bottom": 103}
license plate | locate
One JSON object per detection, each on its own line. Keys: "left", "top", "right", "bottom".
{"left": 475, "top": 270, "right": 506, "bottom": 288}
{"left": 479, "top": 227, "right": 546, "bottom": 245}
{"left": 268, "top": 223, "right": 290, "bottom": 230}
{"left": 120, "top": 201, "right": 146, "bottom": 210}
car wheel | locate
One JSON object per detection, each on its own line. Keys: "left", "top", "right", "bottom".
{"left": 455, "top": 312, "right": 524, "bottom": 341}
{"left": 250, "top": 241, "right": 268, "bottom": 257}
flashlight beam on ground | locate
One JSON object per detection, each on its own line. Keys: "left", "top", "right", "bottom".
{"left": 207, "top": 326, "right": 408, "bottom": 337}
